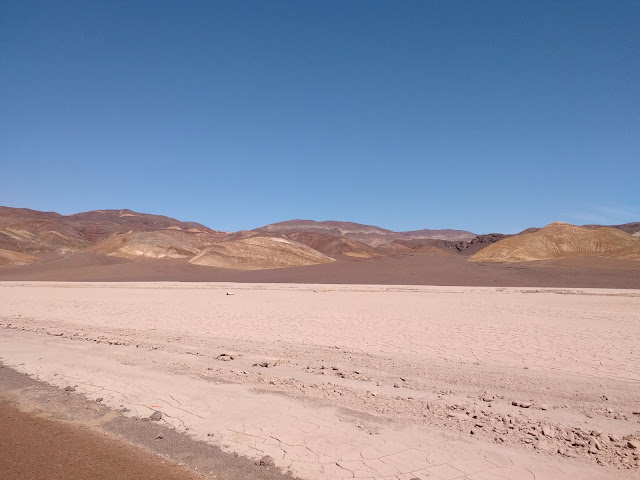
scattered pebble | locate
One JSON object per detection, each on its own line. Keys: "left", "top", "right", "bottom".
{"left": 258, "top": 455, "right": 275, "bottom": 467}
{"left": 150, "top": 410, "right": 163, "bottom": 421}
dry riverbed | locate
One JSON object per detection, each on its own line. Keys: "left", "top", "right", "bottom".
{"left": 1, "top": 282, "right": 639, "bottom": 479}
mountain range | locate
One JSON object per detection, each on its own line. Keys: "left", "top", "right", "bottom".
{"left": 1, "top": 207, "right": 639, "bottom": 274}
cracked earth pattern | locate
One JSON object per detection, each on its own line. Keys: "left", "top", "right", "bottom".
{"left": 1, "top": 282, "right": 639, "bottom": 480}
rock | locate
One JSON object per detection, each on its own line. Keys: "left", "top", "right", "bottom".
{"left": 376, "top": 381, "right": 383, "bottom": 386}
{"left": 542, "top": 426, "right": 554, "bottom": 438}
{"left": 258, "top": 455, "right": 275, "bottom": 467}
{"left": 512, "top": 401, "right": 519, "bottom": 406}
{"left": 155, "top": 433, "right": 164, "bottom": 439}
{"left": 628, "top": 440, "right": 640, "bottom": 450}
{"left": 519, "top": 402, "right": 532, "bottom": 408}
{"left": 540, "top": 404, "right": 548, "bottom": 410}
{"left": 150, "top": 411, "right": 163, "bottom": 421}
{"left": 226, "top": 292, "right": 234, "bottom": 295}
{"left": 609, "top": 434, "right": 621, "bottom": 442}
{"left": 470, "top": 429, "right": 476, "bottom": 435}
{"left": 95, "top": 397, "right": 103, "bottom": 402}
{"left": 588, "top": 446, "right": 598, "bottom": 454}
{"left": 217, "top": 354, "right": 234, "bottom": 361}
{"left": 393, "top": 382, "right": 401, "bottom": 388}
{"left": 566, "top": 432, "right": 575, "bottom": 444}
{"left": 64, "top": 386, "right": 75, "bottom": 392}
{"left": 536, "top": 441, "right": 552, "bottom": 452}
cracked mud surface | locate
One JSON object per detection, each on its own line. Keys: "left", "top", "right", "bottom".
{"left": 1, "top": 282, "right": 639, "bottom": 480}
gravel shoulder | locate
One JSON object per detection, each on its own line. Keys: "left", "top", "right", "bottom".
{"left": 0, "top": 363, "right": 299, "bottom": 480}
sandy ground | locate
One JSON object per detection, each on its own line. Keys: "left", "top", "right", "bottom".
{"left": 1, "top": 253, "right": 639, "bottom": 289}
{"left": 1, "top": 282, "right": 639, "bottom": 480}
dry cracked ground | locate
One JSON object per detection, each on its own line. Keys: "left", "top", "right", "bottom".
{"left": 1, "top": 282, "right": 639, "bottom": 480}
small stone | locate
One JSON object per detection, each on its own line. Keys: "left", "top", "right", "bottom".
{"left": 95, "top": 397, "right": 103, "bottom": 402}
{"left": 376, "top": 381, "right": 383, "bottom": 386}
{"left": 609, "top": 434, "right": 621, "bottom": 442}
{"left": 540, "top": 404, "right": 548, "bottom": 410}
{"left": 258, "top": 455, "right": 275, "bottom": 467}
{"left": 591, "top": 430, "right": 601, "bottom": 437}
{"left": 519, "top": 402, "right": 532, "bottom": 408}
{"left": 155, "top": 433, "right": 164, "bottom": 439}
{"left": 393, "top": 382, "right": 401, "bottom": 388}
{"left": 542, "top": 426, "right": 554, "bottom": 438}
{"left": 536, "top": 441, "right": 552, "bottom": 452}
{"left": 64, "top": 386, "right": 75, "bottom": 392}
{"left": 470, "top": 429, "right": 476, "bottom": 435}
{"left": 588, "top": 446, "right": 598, "bottom": 454}
{"left": 150, "top": 410, "right": 163, "bottom": 421}
{"left": 628, "top": 440, "right": 640, "bottom": 450}
{"left": 512, "top": 401, "right": 519, "bottom": 406}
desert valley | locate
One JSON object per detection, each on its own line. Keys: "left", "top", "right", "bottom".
{"left": 1, "top": 206, "right": 639, "bottom": 480}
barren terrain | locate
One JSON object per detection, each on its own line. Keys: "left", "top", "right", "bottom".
{"left": 1, "top": 282, "right": 639, "bottom": 479}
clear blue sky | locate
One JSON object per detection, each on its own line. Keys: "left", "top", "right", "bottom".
{"left": 1, "top": 1, "right": 638, "bottom": 234}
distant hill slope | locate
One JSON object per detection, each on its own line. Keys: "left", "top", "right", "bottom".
{"left": 286, "top": 232, "right": 382, "bottom": 259}
{"left": 254, "top": 219, "right": 475, "bottom": 246}
{"left": 189, "top": 236, "right": 335, "bottom": 270}
{"left": 0, "top": 207, "right": 218, "bottom": 255}
{"left": 469, "top": 222, "right": 640, "bottom": 262}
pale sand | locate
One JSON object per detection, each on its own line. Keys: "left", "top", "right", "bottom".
{"left": 1, "top": 282, "right": 639, "bottom": 479}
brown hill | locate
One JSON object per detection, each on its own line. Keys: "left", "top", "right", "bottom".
{"left": 0, "top": 248, "right": 38, "bottom": 267}
{"left": 0, "top": 207, "right": 219, "bottom": 256}
{"left": 87, "top": 230, "right": 225, "bottom": 260}
{"left": 189, "top": 236, "right": 335, "bottom": 270}
{"left": 469, "top": 222, "right": 640, "bottom": 263}
{"left": 254, "top": 220, "right": 475, "bottom": 247}
{"left": 286, "top": 232, "right": 382, "bottom": 259}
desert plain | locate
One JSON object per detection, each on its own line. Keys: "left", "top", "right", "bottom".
{"left": 1, "top": 281, "right": 639, "bottom": 479}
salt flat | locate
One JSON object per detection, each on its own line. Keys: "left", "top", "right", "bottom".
{"left": 1, "top": 282, "right": 639, "bottom": 479}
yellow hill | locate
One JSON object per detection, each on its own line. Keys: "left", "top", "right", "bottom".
{"left": 469, "top": 222, "right": 640, "bottom": 263}
{"left": 189, "top": 236, "right": 335, "bottom": 270}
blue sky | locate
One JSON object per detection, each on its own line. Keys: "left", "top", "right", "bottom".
{"left": 1, "top": 1, "right": 638, "bottom": 234}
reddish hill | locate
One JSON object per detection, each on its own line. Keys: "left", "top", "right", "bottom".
{"left": 254, "top": 220, "right": 475, "bottom": 247}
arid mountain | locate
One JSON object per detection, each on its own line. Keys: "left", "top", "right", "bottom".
{"left": 378, "top": 233, "right": 510, "bottom": 257}
{"left": 584, "top": 222, "right": 640, "bottom": 236}
{"left": 469, "top": 222, "right": 640, "bottom": 262}
{"left": 88, "top": 230, "right": 225, "bottom": 260}
{"left": 0, "top": 207, "right": 218, "bottom": 255}
{"left": 3, "top": 207, "right": 639, "bottom": 273}
{"left": 285, "top": 232, "right": 382, "bottom": 259}
{"left": 0, "top": 248, "right": 38, "bottom": 267}
{"left": 189, "top": 236, "right": 335, "bottom": 270}
{"left": 254, "top": 220, "right": 475, "bottom": 247}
